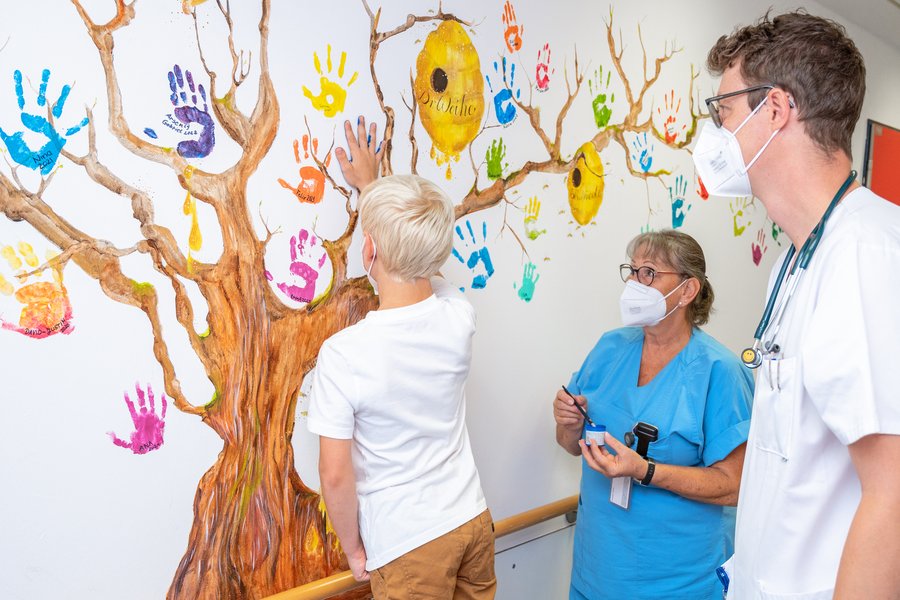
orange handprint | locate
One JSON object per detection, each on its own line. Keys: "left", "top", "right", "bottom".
{"left": 278, "top": 135, "right": 332, "bottom": 205}
{"left": 0, "top": 243, "right": 73, "bottom": 338}
{"left": 656, "top": 90, "right": 686, "bottom": 144}
{"left": 502, "top": 0, "right": 524, "bottom": 53}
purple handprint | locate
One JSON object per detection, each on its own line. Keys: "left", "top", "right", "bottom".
{"left": 145, "top": 65, "right": 215, "bottom": 158}
{"left": 108, "top": 383, "right": 167, "bottom": 455}
{"left": 267, "top": 230, "right": 328, "bottom": 304}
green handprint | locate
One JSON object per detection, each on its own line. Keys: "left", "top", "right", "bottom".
{"left": 771, "top": 220, "right": 784, "bottom": 246}
{"left": 486, "top": 138, "right": 508, "bottom": 180}
{"left": 514, "top": 262, "right": 540, "bottom": 302}
{"left": 588, "top": 67, "right": 614, "bottom": 129}
{"left": 729, "top": 197, "right": 753, "bottom": 237}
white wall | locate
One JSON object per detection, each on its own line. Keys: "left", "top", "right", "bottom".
{"left": 0, "top": 1, "right": 897, "bottom": 599}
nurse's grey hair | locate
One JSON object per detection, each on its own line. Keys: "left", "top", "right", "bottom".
{"left": 626, "top": 230, "right": 715, "bottom": 327}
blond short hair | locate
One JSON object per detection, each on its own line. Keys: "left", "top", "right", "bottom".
{"left": 358, "top": 175, "right": 455, "bottom": 281}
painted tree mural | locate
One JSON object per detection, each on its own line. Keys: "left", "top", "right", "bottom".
{"left": 0, "top": 1, "right": 703, "bottom": 598}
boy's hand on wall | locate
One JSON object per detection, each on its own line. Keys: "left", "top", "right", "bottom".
{"left": 334, "top": 115, "right": 384, "bottom": 193}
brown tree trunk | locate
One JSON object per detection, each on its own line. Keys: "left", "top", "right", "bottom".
{"left": 167, "top": 272, "right": 377, "bottom": 599}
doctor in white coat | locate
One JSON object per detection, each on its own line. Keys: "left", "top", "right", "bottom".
{"left": 695, "top": 10, "right": 900, "bottom": 599}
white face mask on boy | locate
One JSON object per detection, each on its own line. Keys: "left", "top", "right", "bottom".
{"left": 693, "top": 96, "right": 780, "bottom": 197}
{"left": 364, "top": 235, "right": 378, "bottom": 294}
{"left": 619, "top": 278, "right": 688, "bottom": 327}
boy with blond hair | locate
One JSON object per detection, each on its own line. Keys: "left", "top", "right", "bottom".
{"left": 308, "top": 117, "right": 495, "bottom": 599}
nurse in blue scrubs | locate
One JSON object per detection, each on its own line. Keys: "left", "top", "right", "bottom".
{"left": 554, "top": 230, "right": 753, "bottom": 600}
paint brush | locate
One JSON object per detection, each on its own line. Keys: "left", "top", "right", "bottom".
{"left": 561, "top": 384, "right": 596, "bottom": 427}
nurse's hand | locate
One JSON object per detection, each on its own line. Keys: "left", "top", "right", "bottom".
{"left": 579, "top": 432, "right": 649, "bottom": 481}
{"left": 553, "top": 388, "right": 587, "bottom": 430}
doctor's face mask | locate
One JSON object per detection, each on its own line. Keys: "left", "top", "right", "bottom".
{"left": 692, "top": 95, "right": 780, "bottom": 197}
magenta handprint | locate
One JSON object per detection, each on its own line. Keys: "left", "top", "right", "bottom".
{"left": 267, "top": 229, "right": 328, "bottom": 304}
{"left": 751, "top": 228, "right": 768, "bottom": 266}
{"left": 108, "top": 383, "right": 167, "bottom": 455}
{"left": 535, "top": 43, "right": 554, "bottom": 92}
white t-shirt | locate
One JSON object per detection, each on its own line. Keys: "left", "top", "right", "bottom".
{"left": 307, "top": 277, "right": 487, "bottom": 571}
{"left": 732, "top": 187, "right": 900, "bottom": 598}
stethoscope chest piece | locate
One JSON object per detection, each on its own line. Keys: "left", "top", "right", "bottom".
{"left": 741, "top": 347, "right": 762, "bottom": 369}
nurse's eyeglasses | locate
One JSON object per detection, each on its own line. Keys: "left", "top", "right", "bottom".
{"left": 619, "top": 264, "right": 686, "bottom": 286}
{"left": 705, "top": 84, "right": 775, "bottom": 128}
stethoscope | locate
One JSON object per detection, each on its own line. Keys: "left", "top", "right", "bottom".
{"left": 741, "top": 171, "right": 856, "bottom": 369}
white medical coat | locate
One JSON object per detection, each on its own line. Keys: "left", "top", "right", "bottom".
{"left": 731, "top": 187, "right": 900, "bottom": 598}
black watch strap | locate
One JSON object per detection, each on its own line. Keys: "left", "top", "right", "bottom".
{"left": 639, "top": 458, "right": 656, "bottom": 486}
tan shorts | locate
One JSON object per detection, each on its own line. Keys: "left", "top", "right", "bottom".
{"left": 369, "top": 509, "right": 496, "bottom": 600}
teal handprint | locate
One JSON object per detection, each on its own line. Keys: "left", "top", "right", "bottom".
{"left": 486, "top": 138, "right": 508, "bottom": 180}
{"left": 587, "top": 67, "right": 614, "bottom": 129}
{"left": 0, "top": 69, "right": 89, "bottom": 176}
{"left": 668, "top": 174, "right": 690, "bottom": 229}
{"left": 630, "top": 132, "right": 654, "bottom": 173}
{"left": 514, "top": 262, "right": 539, "bottom": 302}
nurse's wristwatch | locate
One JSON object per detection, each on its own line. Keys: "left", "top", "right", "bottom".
{"left": 637, "top": 458, "right": 656, "bottom": 486}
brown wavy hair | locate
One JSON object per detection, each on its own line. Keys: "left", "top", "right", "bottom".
{"left": 706, "top": 10, "right": 865, "bottom": 158}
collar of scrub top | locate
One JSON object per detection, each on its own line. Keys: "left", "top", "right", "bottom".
{"left": 741, "top": 171, "right": 857, "bottom": 369}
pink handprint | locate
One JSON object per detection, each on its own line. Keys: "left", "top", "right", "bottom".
{"left": 108, "top": 383, "right": 167, "bottom": 455}
{"left": 535, "top": 43, "right": 554, "bottom": 92}
{"left": 752, "top": 229, "right": 768, "bottom": 266}
{"left": 268, "top": 230, "right": 328, "bottom": 304}
{"left": 502, "top": 0, "right": 524, "bottom": 53}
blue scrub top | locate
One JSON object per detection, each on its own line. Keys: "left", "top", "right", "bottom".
{"left": 568, "top": 327, "right": 752, "bottom": 600}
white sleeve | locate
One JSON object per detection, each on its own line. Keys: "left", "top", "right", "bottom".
{"left": 431, "top": 276, "right": 476, "bottom": 327}
{"left": 307, "top": 342, "right": 356, "bottom": 439}
{"left": 801, "top": 240, "right": 900, "bottom": 445}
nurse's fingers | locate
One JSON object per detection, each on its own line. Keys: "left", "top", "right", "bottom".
{"left": 579, "top": 439, "right": 615, "bottom": 476}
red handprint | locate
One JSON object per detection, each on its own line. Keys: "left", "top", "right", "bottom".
{"left": 502, "top": 0, "right": 524, "bottom": 53}
{"left": 277, "top": 135, "right": 331, "bottom": 204}
{"left": 535, "top": 43, "right": 554, "bottom": 92}
{"left": 752, "top": 229, "right": 768, "bottom": 266}
{"left": 656, "top": 90, "right": 686, "bottom": 144}
{"left": 696, "top": 175, "right": 709, "bottom": 200}
{"left": 108, "top": 383, "right": 167, "bottom": 455}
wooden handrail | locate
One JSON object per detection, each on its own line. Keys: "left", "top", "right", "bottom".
{"left": 263, "top": 494, "right": 579, "bottom": 600}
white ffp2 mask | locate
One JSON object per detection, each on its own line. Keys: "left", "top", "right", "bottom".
{"left": 693, "top": 97, "right": 779, "bottom": 197}
{"left": 619, "top": 279, "right": 687, "bottom": 327}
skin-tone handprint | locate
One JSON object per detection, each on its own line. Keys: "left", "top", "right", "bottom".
{"left": 265, "top": 229, "right": 328, "bottom": 304}
{"left": 108, "top": 383, "right": 167, "bottom": 455}
{"left": 752, "top": 228, "right": 768, "bottom": 266}
{"left": 514, "top": 262, "right": 539, "bottom": 302}
{"left": 145, "top": 65, "right": 215, "bottom": 159}
{"left": 485, "top": 57, "right": 520, "bottom": 127}
{"left": 630, "top": 132, "right": 654, "bottom": 173}
{"left": 730, "top": 197, "right": 753, "bottom": 237}
{"left": 485, "top": 138, "right": 508, "bottom": 180}
{"left": 278, "top": 135, "right": 332, "bottom": 204}
{"left": 502, "top": 0, "right": 524, "bottom": 53}
{"left": 0, "top": 69, "right": 89, "bottom": 176}
{"left": 451, "top": 220, "right": 495, "bottom": 290}
{"left": 696, "top": 175, "right": 709, "bottom": 200}
{"left": 535, "top": 43, "right": 553, "bottom": 92}
{"left": 0, "top": 243, "right": 73, "bottom": 338}
{"left": 587, "top": 67, "right": 614, "bottom": 129}
{"left": 524, "top": 197, "right": 546, "bottom": 240}
{"left": 302, "top": 45, "right": 358, "bottom": 118}
{"left": 669, "top": 174, "right": 691, "bottom": 229}
{"left": 656, "top": 90, "right": 687, "bottom": 144}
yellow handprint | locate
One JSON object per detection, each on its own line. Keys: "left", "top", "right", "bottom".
{"left": 302, "top": 45, "right": 358, "bottom": 118}
{"left": 0, "top": 243, "right": 73, "bottom": 338}
{"left": 524, "top": 197, "right": 547, "bottom": 240}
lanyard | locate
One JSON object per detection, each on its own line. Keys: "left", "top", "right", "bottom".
{"left": 741, "top": 171, "right": 856, "bottom": 368}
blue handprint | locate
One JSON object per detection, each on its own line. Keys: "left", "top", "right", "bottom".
{"left": 668, "top": 174, "right": 691, "bottom": 229}
{"left": 0, "top": 69, "right": 89, "bottom": 176}
{"left": 514, "top": 262, "right": 539, "bottom": 302}
{"left": 485, "top": 57, "right": 521, "bottom": 127}
{"left": 145, "top": 65, "right": 215, "bottom": 159}
{"left": 451, "top": 220, "right": 495, "bottom": 290}
{"left": 630, "top": 132, "right": 654, "bottom": 173}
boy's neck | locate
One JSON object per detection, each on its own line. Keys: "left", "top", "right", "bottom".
{"left": 375, "top": 277, "right": 434, "bottom": 310}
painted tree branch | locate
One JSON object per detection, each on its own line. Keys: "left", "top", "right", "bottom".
{"left": 0, "top": 173, "right": 204, "bottom": 417}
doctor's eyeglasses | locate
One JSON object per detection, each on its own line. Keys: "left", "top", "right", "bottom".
{"left": 619, "top": 264, "right": 685, "bottom": 286}
{"left": 705, "top": 84, "right": 775, "bottom": 128}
